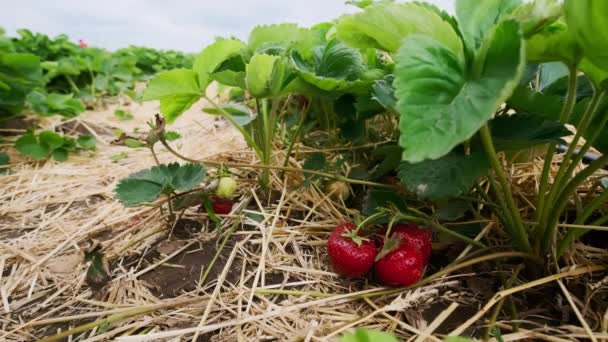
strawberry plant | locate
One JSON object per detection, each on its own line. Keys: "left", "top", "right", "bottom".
{"left": 15, "top": 130, "right": 96, "bottom": 161}
{"left": 111, "top": 0, "right": 607, "bottom": 278}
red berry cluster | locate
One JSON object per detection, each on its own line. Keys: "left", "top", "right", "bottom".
{"left": 327, "top": 222, "right": 432, "bottom": 287}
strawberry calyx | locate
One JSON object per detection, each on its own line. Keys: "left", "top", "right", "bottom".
{"left": 340, "top": 228, "right": 370, "bottom": 247}
{"left": 375, "top": 234, "right": 403, "bottom": 262}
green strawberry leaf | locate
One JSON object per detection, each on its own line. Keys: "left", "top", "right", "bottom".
{"left": 456, "top": 0, "right": 521, "bottom": 53}
{"left": 395, "top": 20, "right": 524, "bottom": 162}
{"left": 0, "top": 152, "right": 10, "bottom": 174}
{"left": 115, "top": 162, "right": 205, "bottom": 206}
{"left": 123, "top": 138, "right": 146, "bottom": 148}
{"left": 335, "top": 1, "right": 463, "bottom": 56}
{"left": 77, "top": 135, "right": 97, "bottom": 151}
{"left": 142, "top": 69, "right": 201, "bottom": 123}
{"left": 193, "top": 38, "right": 246, "bottom": 90}
{"left": 114, "top": 109, "right": 134, "bottom": 121}
{"left": 399, "top": 152, "right": 490, "bottom": 201}
{"left": 163, "top": 131, "right": 181, "bottom": 142}
{"left": 15, "top": 132, "right": 50, "bottom": 159}
{"left": 564, "top": 0, "right": 608, "bottom": 71}
{"left": 52, "top": 148, "right": 69, "bottom": 162}
{"left": 488, "top": 113, "right": 571, "bottom": 150}
{"left": 339, "top": 328, "right": 398, "bottom": 342}
{"left": 39, "top": 131, "right": 64, "bottom": 150}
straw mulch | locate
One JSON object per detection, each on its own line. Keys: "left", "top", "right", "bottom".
{"left": 0, "top": 92, "right": 607, "bottom": 341}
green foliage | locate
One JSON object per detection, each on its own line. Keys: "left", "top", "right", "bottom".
{"left": 15, "top": 130, "right": 94, "bottom": 161}
{"left": 114, "top": 108, "right": 134, "bottom": 121}
{"left": 0, "top": 151, "right": 9, "bottom": 174}
{"left": 399, "top": 152, "right": 490, "bottom": 200}
{"left": 339, "top": 328, "right": 398, "bottom": 342}
{"left": 26, "top": 90, "right": 85, "bottom": 117}
{"left": 115, "top": 163, "right": 205, "bottom": 206}
{"left": 456, "top": 0, "right": 521, "bottom": 52}
{"left": 564, "top": 0, "right": 608, "bottom": 71}
{"left": 395, "top": 20, "right": 525, "bottom": 162}
{"left": 0, "top": 52, "right": 43, "bottom": 116}
{"left": 488, "top": 113, "right": 571, "bottom": 150}
{"left": 142, "top": 69, "right": 201, "bottom": 123}
{"left": 525, "top": 21, "right": 582, "bottom": 65}
{"left": 335, "top": 2, "right": 463, "bottom": 56}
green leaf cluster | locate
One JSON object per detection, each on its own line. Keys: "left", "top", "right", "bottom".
{"left": 15, "top": 131, "right": 96, "bottom": 161}
{"left": 114, "top": 163, "right": 205, "bottom": 206}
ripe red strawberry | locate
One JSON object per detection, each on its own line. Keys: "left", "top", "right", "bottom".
{"left": 378, "top": 223, "right": 432, "bottom": 262}
{"left": 375, "top": 245, "right": 425, "bottom": 286}
{"left": 327, "top": 223, "right": 376, "bottom": 278}
{"left": 210, "top": 195, "right": 233, "bottom": 215}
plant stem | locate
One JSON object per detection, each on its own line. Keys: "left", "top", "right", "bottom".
{"left": 544, "top": 92, "right": 605, "bottom": 210}
{"left": 553, "top": 91, "right": 608, "bottom": 195}
{"left": 203, "top": 95, "right": 263, "bottom": 159}
{"left": 543, "top": 154, "right": 608, "bottom": 252}
{"left": 199, "top": 220, "right": 240, "bottom": 284}
{"left": 281, "top": 101, "right": 310, "bottom": 174}
{"left": 535, "top": 66, "right": 578, "bottom": 237}
{"left": 480, "top": 125, "right": 531, "bottom": 253}
{"left": 149, "top": 146, "right": 160, "bottom": 165}
{"left": 557, "top": 188, "right": 608, "bottom": 257}
{"left": 404, "top": 215, "right": 486, "bottom": 248}
{"left": 158, "top": 137, "right": 392, "bottom": 188}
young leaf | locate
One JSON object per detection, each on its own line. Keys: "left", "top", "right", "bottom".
{"left": 395, "top": 20, "right": 524, "bottom": 162}
{"left": 246, "top": 54, "right": 280, "bottom": 98}
{"left": 525, "top": 21, "right": 582, "bottom": 65}
{"left": 399, "top": 152, "right": 490, "bottom": 200}
{"left": 335, "top": 2, "right": 463, "bottom": 56}
{"left": 248, "top": 23, "right": 315, "bottom": 57}
{"left": 291, "top": 39, "right": 372, "bottom": 94}
{"left": 193, "top": 39, "right": 246, "bottom": 91}
{"left": 142, "top": 69, "right": 201, "bottom": 123}
{"left": 509, "top": 0, "right": 562, "bottom": 37}
{"left": 77, "top": 135, "right": 97, "bottom": 150}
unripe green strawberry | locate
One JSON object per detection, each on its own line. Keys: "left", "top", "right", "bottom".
{"left": 216, "top": 177, "right": 237, "bottom": 199}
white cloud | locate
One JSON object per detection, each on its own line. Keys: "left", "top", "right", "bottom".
{"left": 0, "top": 0, "right": 455, "bottom": 52}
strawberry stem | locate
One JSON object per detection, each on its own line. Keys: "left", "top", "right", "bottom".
{"left": 354, "top": 210, "right": 387, "bottom": 235}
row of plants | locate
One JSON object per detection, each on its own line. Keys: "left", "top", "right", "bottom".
{"left": 1, "top": 28, "right": 193, "bottom": 120}
{"left": 0, "top": 28, "right": 194, "bottom": 163}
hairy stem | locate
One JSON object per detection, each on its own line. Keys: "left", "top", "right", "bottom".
{"left": 480, "top": 125, "right": 531, "bottom": 253}
{"left": 543, "top": 154, "right": 608, "bottom": 252}
{"left": 158, "top": 137, "right": 392, "bottom": 188}
{"left": 557, "top": 188, "right": 608, "bottom": 257}
{"left": 535, "top": 66, "right": 578, "bottom": 228}
{"left": 203, "top": 95, "right": 263, "bottom": 159}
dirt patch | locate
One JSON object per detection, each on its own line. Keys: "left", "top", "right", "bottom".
{"left": 140, "top": 230, "right": 243, "bottom": 298}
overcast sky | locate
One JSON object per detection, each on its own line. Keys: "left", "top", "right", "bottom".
{"left": 1, "top": 0, "right": 455, "bottom": 52}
